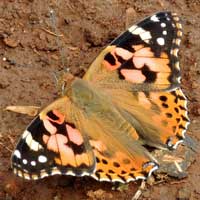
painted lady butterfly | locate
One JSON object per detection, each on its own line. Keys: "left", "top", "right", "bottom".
{"left": 12, "top": 12, "right": 190, "bottom": 183}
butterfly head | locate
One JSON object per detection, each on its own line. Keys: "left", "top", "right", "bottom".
{"left": 56, "top": 72, "right": 76, "bottom": 96}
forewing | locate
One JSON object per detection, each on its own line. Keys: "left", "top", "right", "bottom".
{"left": 84, "top": 12, "right": 182, "bottom": 91}
{"left": 12, "top": 96, "right": 96, "bottom": 180}
{"left": 84, "top": 11, "right": 189, "bottom": 150}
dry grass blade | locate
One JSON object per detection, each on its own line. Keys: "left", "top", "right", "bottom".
{"left": 5, "top": 106, "right": 40, "bottom": 117}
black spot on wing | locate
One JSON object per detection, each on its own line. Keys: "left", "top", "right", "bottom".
{"left": 106, "top": 173, "right": 112, "bottom": 181}
{"left": 118, "top": 58, "right": 136, "bottom": 80}
{"left": 181, "top": 115, "right": 190, "bottom": 122}
{"left": 179, "top": 124, "right": 186, "bottom": 130}
{"left": 95, "top": 171, "right": 100, "bottom": 179}
{"left": 142, "top": 65, "right": 157, "bottom": 83}
{"left": 47, "top": 111, "right": 59, "bottom": 120}
{"left": 120, "top": 58, "right": 135, "bottom": 70}
{"left": 113, "top": 162, "right": 120, "bottom": 168}
{"left": 159, "top": 95, "right": 167, "bottom": 102}
{"left": 111, "top": 31, "right": 146, "bottom": 52}
{"left": 117, "top": 175, "right": 126, "bottom": 182}
{"left": 67, "top": 122, "right": 76, "bottom": 129}
{"left": 166, "top": 113, "right": 173, "bottom": 118}
{"left": 50, "top": 121, "right": 67, "bottom": 136}
{"left": 68, "top": 142, "right": 86, "bottom": 155}
{"left": 104, "top": 52, "right": 116, "bottom": 65}
{"left": 27, "top": 116, "right": 49, "bottom": 145}
{"left": 162, "top": 103, "right": 169, "bottom": 108}
{"left": 108, "top": 169, "right": 115, "bottom": 174}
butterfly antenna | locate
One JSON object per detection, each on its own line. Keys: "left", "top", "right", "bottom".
{"left": 49, "top": 9, "right": 67, "bottom": 70}
{"left": 49, "top": 8, "right": 71, "bottom": 95}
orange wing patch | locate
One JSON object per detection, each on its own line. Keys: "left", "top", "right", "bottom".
{"left": 89, "top": 140, "right": 158, "bottom": 183}
{"left": 146, "top": 89, "right": 189, "bottom": 148}
{"left": 103, "top": 45, "right": 171, "bottom": 85}
{"left": 42, "top": 110, "right": 94, "bottom": 167}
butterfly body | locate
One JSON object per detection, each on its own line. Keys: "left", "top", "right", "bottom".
{"left": 12, "top": 12, "right": 190, "bottom": 183}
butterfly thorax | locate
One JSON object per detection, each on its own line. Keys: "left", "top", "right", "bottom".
{"left": 66, "top": 78, "right": 111, "bottom": 113}
{"left": 66, "top": 78, "right": 139, "bottom": 138}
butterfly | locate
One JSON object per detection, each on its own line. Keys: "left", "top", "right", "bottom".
{"left": 11, "top": 11, "right": 190, "bottom": 183}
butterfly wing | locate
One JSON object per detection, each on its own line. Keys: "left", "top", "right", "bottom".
{"left": 84, "top": 12, "right": 182, "bottom": 91}
{"left": 83, "top": 11, "right": 189, "bottom": 149}
{"left": 102, "top": 87, "right": 189, "bottom": 150}
{"left": 12, "top": 12, "right": 187, "bottom": 183}
{"left": 77, "top": 107, "right": 158, "bottom": 183}
{"left": 12, "top": 96, "right": 96, "bottom": 180}
{"left": 12, "top": 85, "right": 158, "bottom": 182}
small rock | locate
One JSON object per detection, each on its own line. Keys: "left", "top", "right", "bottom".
{"left": 51, "top": 54, "right": 59, "bottom": 60}
{"left": 3, "top": 37, "right": 19, "bottom": 48}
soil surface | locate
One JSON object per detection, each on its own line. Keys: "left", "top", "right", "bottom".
{"left": 0, "top": 0, "right": 200, "bottom": 200}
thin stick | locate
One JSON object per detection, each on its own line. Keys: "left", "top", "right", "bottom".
{"left": 132, "top": 180, "right": 146, "bottom": 200}
{"left": 41, "top": 27, "right": 63, "bottom": 37}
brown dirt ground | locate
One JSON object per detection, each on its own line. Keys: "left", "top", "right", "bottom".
{"left": 0, "top": 0, "right": 200, "bottom": 199}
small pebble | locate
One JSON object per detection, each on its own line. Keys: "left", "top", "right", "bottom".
{"left": 3, "top": 38, "right": 18, "bottom": 48}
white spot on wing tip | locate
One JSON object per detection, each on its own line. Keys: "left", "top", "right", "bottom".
{"left": 14, "top": 150, "right": 21, "bottom": 159}
{"left": 131, "top": 26, "right": 146, "bottom": 35}
{"left": 24, "top": 131, "right": 43, "bottom": 151}
{"left": 140, "top": 31, "right": 152, "bottom": 40}
{"left": 38, "top": 155, "right": 47, "bottom": 163}
{"left": 161, "top": 23, "right": 166, "bottom": 28}
{"left": 22, "top": 130, "right": 30, "bottom": 139}
{"left": 22, "top": 159, "right": 28, "bottom": 165}
{"left": 150, "top": 15, "right": 159, "bottom": 22}
{"left": 30, "top": 161, "right": 36, "bottom": 166}
{"left": 128, "top": 25, "right": 137, "bottom": 33}
{"left": 157, "top": 37, "right": 165, "bottom": 45}
{"left": 163, "top": 30, "right": 167, "bottom": 35}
